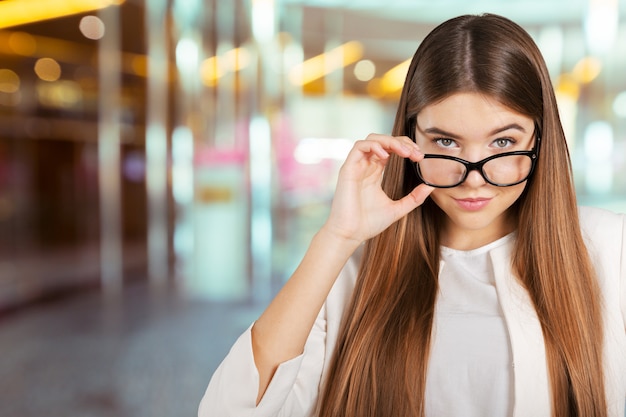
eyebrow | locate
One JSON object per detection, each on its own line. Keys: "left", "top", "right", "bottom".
{"left": 420, "top": 123, "right": 528, "bottom": 138}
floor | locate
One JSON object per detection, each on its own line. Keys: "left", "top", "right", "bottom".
{"left": 0, "top": 282, "right": 264, "bottom": 417}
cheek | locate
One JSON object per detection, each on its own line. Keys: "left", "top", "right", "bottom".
{"left": 428, "top": 189, "right": 450, "bottom": 210}
{"left": 501, "top": 183, "right": 527, "bottom": 206}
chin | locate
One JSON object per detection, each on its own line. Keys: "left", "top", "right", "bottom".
{"left": 430, "top": 188, "right": 522, "bottom": 239}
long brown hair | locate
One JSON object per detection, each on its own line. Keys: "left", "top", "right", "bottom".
{"left": 318, "top": 14, "right": 606, "bottom": 417}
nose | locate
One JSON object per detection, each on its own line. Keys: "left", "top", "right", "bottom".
{"left": 463, "top": 167, "right": 487, "bottom": 187}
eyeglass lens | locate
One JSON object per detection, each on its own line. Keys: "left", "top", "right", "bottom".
{"left": 418, "top": 154, "right": 533, "bottom": 187}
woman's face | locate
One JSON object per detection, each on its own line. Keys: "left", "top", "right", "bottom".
{"left": 414, "top": 92, "right": 537, "bottom": 250}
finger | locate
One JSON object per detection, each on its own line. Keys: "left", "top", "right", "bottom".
{"left": 388, "top": 135, "right": 423, "bottom": 161}
{"left": 409, "top": 183, "right": 435, "bottom": 206}
{"left": 390, "top": 183, "right": 435, "bottom": 220}
{"left": 342, "top": 141, "right": 390, "bottom": 170}
{"left": 363, "top": 134, "right": 422, "bottom": 160}
{"left": 395, "top": 136, "right": 425, "bottom": 161}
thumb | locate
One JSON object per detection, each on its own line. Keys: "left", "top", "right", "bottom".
{"left": 391, "top": 184, "right": 435, "bottom": 220}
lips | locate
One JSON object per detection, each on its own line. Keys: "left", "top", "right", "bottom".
{"left": 454, "top": 197, "right": 492, "bottom": 211}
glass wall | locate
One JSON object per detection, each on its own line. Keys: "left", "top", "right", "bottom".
{"left": 0, "top": 0, "right": 624, "bottom": 309}
{"left": 0, "top": 0, "right": 149, "bottom": 308}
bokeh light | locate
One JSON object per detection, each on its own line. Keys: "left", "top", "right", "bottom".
{"left": 8, "top": 31, "right": 36, "bottom": 56}
{"left": 354, "top": 59, "right": 376, "bottom": 82}
{"left": 37, "top": 80, "right": 83, "bottom": 109}
{"left": 0, "top": 69, "right": 20, "bottom": 93}
{"left": 613, "top": 91, "right": 626, "bottom": 118}
{"left": 79, "top": 15, "right": 106, "bottom": 40}
{"left": 572, "top": 56, "right": 602, "bottom": 84}
{"left": 34, "top": 58, "right": 62, "bottom": 82}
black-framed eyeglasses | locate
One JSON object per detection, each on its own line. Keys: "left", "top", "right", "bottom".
{"left": 410, "top": 124, "right": 541, "bottom": 188}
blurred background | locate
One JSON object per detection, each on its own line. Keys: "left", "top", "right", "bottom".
{"left": 0, "top": 0, "right": 624, "bottom": 416}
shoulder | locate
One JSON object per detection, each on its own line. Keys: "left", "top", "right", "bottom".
{"left": 578, "top": 205, "right": 625, "bottom": 244}
{"left": 577, "top": 205, "right": 625, "bottom": 292}
{"left": 578, "top": 205, "right": 624, "bottom": 256}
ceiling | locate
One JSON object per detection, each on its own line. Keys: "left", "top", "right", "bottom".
{"left": 0, "top": 0, "right": 622, "bottom": 81}
{"left": 284, "top": 0, "right": 625, "bottom": 24}
{"left": 0, "top": 0, "right": 624, "bottom": 142}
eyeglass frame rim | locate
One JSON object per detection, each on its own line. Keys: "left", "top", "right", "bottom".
{"left": 409, "top": 122, "right": 542, "bottom": 188}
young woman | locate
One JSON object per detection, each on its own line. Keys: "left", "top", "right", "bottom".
{"left": 199, "top": 14, "right": 626, "bottom": 417}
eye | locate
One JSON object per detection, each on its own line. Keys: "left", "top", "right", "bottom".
{"left": 492, "top": 138, "right": 515, "bottom": 149}
{"left": 434, "top": 138, "right": 457, "bottom": 148}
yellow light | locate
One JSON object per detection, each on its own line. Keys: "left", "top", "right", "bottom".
{"left": 37, "top": 80, "right": 83, "bottom": 109}
{"left": 572, "top": 57, "right": 602, "bottom": 84}
{"left": 8, "top": 31, "right": 36, "bottom": 56}
{"left": 2, "top": 30, "right": 150, "bottom": 79}
{"left": 0, "top": 0, "right": 125, "bottom": 29}
{"left": 200, "top": 56, "right": 222, "bottom": 87}
{"left": 366, "top": 78, "right": 385, "bottom": 99}
{"left": 130, "top": 55, "right": 148, "bottom": 77}
{"left": 0, "top": 30, "right": 91, "bottom": 63}
{"left": 200, "top": 47, "right": 251, "bottom": 87}
{"left": 380, "top": 59, "right": 411, "bottom": 92}
{"left": 288, "top": 41, "right": 363, "bottom": 86}
{"left": 556, "top": 73, "right": 580, "bottom": 100}
{"left": 223, "top": 48, "right": 251, "bottom": 71}
{"left": 34, "top": 58, "right": 62, "bottom": 82}
{"left": 0, "top": 69, "right": 20, "bottom": 93}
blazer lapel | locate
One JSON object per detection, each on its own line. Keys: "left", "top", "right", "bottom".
{"left": 489, "top": 243, "right": 552, "bottom": 417}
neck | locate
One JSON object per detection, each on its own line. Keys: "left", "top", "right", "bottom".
{"left": 440, "top": 213, "right": 516, "bottom": 251}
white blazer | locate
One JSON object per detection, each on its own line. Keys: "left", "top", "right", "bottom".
{"left": 199, "top": 206, "right": 626, "bottom": 417}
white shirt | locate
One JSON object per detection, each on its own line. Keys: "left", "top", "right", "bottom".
{"left": 426, "top": 233, "right": 515, "bottom": 417}
{"left": 199, "top": 207, "right": 626, "bottom": 417}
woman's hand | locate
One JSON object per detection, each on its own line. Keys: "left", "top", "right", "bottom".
{"left": 322, "top": 133, "right": 434, "bottom": 244}
{"left": 250, "top": 134, "right": 432, "bottom": 403}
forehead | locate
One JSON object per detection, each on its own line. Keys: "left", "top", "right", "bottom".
{"left": 416, "top": 92, "right": 534, "bottom": 134}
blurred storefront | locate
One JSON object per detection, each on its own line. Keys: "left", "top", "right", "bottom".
{"left": 0, "top": 0, "right": 625, "bottom": 309}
